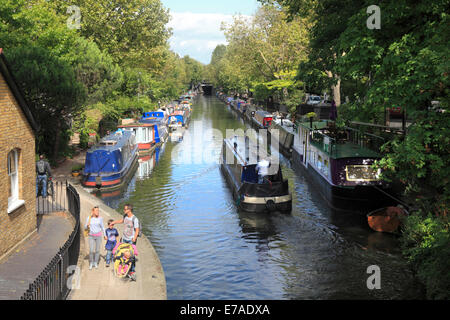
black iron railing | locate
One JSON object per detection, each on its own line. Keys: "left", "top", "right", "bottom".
{"left": 36, "top": 180, "right": 67, "bottom": 215}
{"left": 21, "top": 183, "right": 80, "bottom": 300}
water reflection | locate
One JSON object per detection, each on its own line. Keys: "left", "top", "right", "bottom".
{"left": 136, "top": 143, "right": 167, "bottom": 180}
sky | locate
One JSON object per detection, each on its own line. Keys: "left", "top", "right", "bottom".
{"left": 161, "top": 0, "right": 260, "bottom": 65}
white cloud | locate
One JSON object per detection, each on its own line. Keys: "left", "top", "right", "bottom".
{"left": 167, "top": 11, "right": 252, "bottom": 64}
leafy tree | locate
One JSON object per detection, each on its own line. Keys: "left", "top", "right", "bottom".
{"left": 210, "top": 5, "right": 309, "bottom": 104}
{"left": 63, "top": 37, "right": 124, "bottom": 105}
{"left": 64, "top": 0, "right": 171, "bottom": 69}
{"left": 6, "top": 46, "right": 86, "bottom": 160}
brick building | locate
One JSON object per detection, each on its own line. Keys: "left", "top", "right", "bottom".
{"left": 0, "top": 48, "right": 39, "bottom": 258}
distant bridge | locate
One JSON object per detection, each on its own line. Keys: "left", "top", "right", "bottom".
{"left": 200, "top": 82, "right": 213, "bottom": 96}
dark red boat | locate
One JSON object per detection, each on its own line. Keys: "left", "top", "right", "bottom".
{"left": 367, "top": 206, "right": 408, "bottom": 233}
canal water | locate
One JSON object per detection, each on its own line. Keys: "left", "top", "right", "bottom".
{"left": 96, "top": 95, "right": 423, "bottom": 300}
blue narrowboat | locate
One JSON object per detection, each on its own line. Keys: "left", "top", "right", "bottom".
{"left": 140, "top": 111, "right": 169, "bottom": 144}
{"left": 168, "top": 110, "right": 189, "bottom": 131}
{"left": 82, "top": 130, "right": 139, "bottom": 189}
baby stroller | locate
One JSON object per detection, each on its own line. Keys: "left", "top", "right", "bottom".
{"left": 112, "top": 242, "right": 138, "bottom": 281}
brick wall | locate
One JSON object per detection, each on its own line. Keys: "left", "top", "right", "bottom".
{"left": 0, "top": 72, "right": 37, "bottom": 258}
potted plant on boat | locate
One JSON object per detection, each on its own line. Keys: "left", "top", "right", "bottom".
{"left": 71, "top": 164, "right": 84, "bottom": 177}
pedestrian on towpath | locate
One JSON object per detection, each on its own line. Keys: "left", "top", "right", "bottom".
{"left": 85, "top": 206, "right": 106, "bottom": 270}
{"left": 105, "top": 219, "right": 119, "bottom": 268}
{"left": 111, "top": 204, "right": 141, "bottom": 278}
{"left": 36, "top": 155, "right": 52, "bottom": 198}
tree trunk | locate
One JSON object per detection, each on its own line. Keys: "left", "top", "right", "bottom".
{"left": 326, "top": 71, "right": 341, "bottom": 106}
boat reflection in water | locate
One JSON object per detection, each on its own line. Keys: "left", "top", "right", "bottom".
{"left": 136, "top": 142, "right": 167, "bottom": 180}
{"left": 93, "top": 142, "right": 167, "bottom": 207}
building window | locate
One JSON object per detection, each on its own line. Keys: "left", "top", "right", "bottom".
{"left": 7, "top": 149, "right": 24, "bottom": 213}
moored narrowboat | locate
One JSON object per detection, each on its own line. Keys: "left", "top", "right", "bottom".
{"left": 118, "top": 122, "right": 157, "bottom": 153}
{"left": 139, "top": 111, "right": 169, "bottom": 144}
{"left": 220, "top": 137, "right": 292, "bottom": 213}
{"left": 168, "top": 110, "right": 189, "bottom": 131}
{"left": 252, "top": 110, "right": 273, "bottom": 129}
{"left": 82, "top": 130, "right": 139, "bottom": 189}
{"left": 268, "top": 117, "right": 295, "bottom": 156}
{"left": 291, "top": 120, "right": 392, "bottom": 210}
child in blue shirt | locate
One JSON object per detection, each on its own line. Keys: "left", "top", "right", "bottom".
{"left": 105, "top": 220, "right": 119, "bottom": 267}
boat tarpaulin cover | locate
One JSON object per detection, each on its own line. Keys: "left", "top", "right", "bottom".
{"left": 84, "top": 150, "right": 122, "bottom": 174}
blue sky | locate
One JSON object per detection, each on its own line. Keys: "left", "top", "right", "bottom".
{"left": 161, "top": 0, "right": 260, "bottom": 64}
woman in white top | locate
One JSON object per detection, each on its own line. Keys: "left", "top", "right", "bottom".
{"left": 85, "top": 206, "right": 106, "bottom": 269}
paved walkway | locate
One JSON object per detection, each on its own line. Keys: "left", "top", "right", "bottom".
{"left": 0, "top": 213, "right": 74, "bottom": 300}
{"left": 50, "top": 152, "right": 167, "bottom": 300}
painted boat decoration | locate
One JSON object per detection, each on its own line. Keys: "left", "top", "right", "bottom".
{"left": 291, "top": 120, "right": 389, "bottom": 209}
{"left": 367, "top": 206, "right": 408, "bottom": 233}
{"left": 220, "top": 136, "right": 292, "bottom": 213}
{"left": 82, "top": 130, "right": 139, "bottom": 189}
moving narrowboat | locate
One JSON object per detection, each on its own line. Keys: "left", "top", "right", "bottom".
{"left": 82, "top": 130, "right": 139, "bottom": 189}
{"left": 291, "top": 120, "right": 392, "bottom": 210}
{"left": 220, "top": 136, "right": 292, "bottom": 213}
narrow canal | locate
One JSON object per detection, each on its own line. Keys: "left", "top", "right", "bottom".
{"left": 97, "top": 95, "right": 423, "bottom": 300}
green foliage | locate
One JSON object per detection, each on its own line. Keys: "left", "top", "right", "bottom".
{"left": 6, "top": 45, "right": 86, "bottom": 159}
{"left": 376, "top": 111, "right": 450, "bottom": 215}
{"left": 401, "top": 213, "right": 450, "bottom": 300}
{"left": 1, "top": 0, "right": 203, "bottom": 159}
{"left": 284, "top": 88, "right": 305, "bottom": 116}
{"left": 64, "top": 37, "right": 124, "bottom": 105}
{"left": 209, "top": 5, "right": 309, "bottom": 100}
{"left": 65, "top": 0, "right": 171, "bottom": 68}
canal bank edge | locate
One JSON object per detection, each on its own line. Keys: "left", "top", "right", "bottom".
{"left": 68, "top": 184, "right": 167, "bottom": 300}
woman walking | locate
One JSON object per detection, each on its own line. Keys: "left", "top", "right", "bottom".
{"left": 85, "top": 206, "right": 106, "bottom": 269}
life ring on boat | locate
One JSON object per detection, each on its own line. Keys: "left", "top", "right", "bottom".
{"left": 266, "top": 199, "right": 276, "bottom": 211}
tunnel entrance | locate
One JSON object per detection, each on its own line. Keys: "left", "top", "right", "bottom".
{"left": 201, "top": 83, "right": 213, "bottom": 95}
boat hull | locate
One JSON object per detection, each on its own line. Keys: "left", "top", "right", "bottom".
{"left": 268, "top": 124, "right": 294, "bottom": 157}
{"left": 82, "top": 152, "right": 139, "bottom": 190}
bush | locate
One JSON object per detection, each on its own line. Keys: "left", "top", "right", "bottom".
{"left": 401, "top": 213, "right": 450, "bottom": 299}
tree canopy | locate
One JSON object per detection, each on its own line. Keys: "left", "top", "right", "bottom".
{"left": 0, "top": 0, "right": 204, "bottom": 160}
